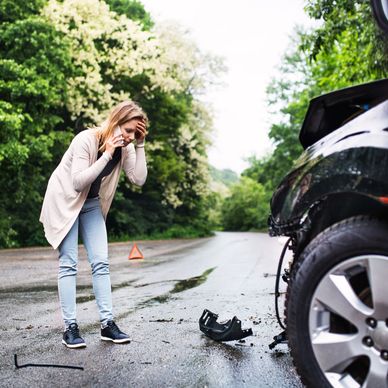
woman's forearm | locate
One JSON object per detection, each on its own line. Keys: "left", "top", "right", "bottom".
{"left": 71, "top": 140, "right": 111, "bottom": 192}
{"left": 123, "top": 146, "right": 147, "bottom": 186}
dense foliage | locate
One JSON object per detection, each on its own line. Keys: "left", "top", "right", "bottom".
{"left": 0, "top": 0, "right": 223, "bottom": 247}
{"left": 221, "top": 0, "right": 388, "bottom": 231}
{"left": 221, "top": 177, "right": 269, "bottom": 231}
{"left": 0, "top": 0, "right": 76, "bottom": 246}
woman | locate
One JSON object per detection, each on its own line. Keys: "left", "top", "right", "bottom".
{"left": 40, "top": 101, "right": 148, "bottom": 348}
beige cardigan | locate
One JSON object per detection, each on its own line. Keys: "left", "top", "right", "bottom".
{"left": 39, "top": 128, "right": 147, "bottom": 249}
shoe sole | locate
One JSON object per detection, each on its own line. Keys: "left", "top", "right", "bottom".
{"left": 100, "top": 336, "right": 131, "bottom": 344}
{"left": 62, "top": 339, "right": 87, "bottom": 349}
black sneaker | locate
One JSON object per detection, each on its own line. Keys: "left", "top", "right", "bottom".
{"left": 101, "top": 321, "right": 130, "bottom": 343}
{"left": 62, "top": 323, "right": 86, "bottom": 349}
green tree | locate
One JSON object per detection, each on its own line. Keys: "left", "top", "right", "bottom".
{"left": 105, "top": 0, "right": 153, "bottom": 30}
{"left": 0, "top": 1, "right": 76, "bottom": 246}
{"left": 304, "top": 0, "right": 388, "bottom": 72}
{"left": 221, "top": 177, "right": 269, "bottom": 231}
{"left": 0, "top": 0, "right": 46, "bottom": 22}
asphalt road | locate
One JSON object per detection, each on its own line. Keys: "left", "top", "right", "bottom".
{"left": 0, "top": 232, "right": 302, "bottom": 387}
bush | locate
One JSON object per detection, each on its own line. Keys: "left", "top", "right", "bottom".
{"left": 221, "top": 177, "right": 270, "bottom": 231}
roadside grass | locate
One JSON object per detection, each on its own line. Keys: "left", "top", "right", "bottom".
{"left": 110, "top": 225, "right": 269, "bottom": 243}
{"left": 109, "top": 225, "right": 215, "bottom": 242}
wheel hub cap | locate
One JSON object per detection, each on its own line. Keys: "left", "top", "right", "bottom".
{"left": 309, "top": 255, "right": 388, "bottom": 387}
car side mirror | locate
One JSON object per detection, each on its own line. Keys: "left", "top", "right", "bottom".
{"left": 371, "top": 0, "right": 388, "bottom": 33}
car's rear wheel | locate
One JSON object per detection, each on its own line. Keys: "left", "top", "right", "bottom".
{"left": 286, "top": 216, "right": 388, "bottom": 388}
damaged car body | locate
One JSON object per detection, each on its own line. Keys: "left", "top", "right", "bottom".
{"left": 270, "top": 79, "right": 388, "bottom": 249}
{"left": 270, "top": 79, "right": 388, "bottom": 388}
{"left": 268, "top": 2, "right": 388, "bottom": 386}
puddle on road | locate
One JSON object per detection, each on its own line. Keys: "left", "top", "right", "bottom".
{"left": 138, "top": 267, "right": 216, "bottom": 308}
{"left": 0, "top": 283, "right": 92, "bottom": 294}
{"left": 76, "top": 294, "right": 95, "bottom": 303}
{"left": 115, "top": 267, "right": 217, "bottom": 319}
{"left": 134, "top": 279, "right": 176, "bottom": 289}
{"left": 136, "top": 267, "right": 216, "bottom": 308}
{"left": 136, "top": 293, "right": 172, "bottom": 309}
{"left": 5, "top": 267, "right": 216, "bottom": 320}
{"left": 171, "top": 267, "right": 216, "bottom": 294}
{"left": 0, "top": 279, "right": 139, "bottom": 304}
{"left": 76, "top": 279, "right": 139, "bottom": 304}
{"left": 149, "top": 294, "right": 170, "bottom": 303}
{"left": 1, "top": 277, "right": 140, "bottom": 296}
{"left": 111, "top": 279, "right": 138, "bottom": 291}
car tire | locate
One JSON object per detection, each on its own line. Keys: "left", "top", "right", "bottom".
{"left": 286, "top": 215, "right": 388, "bottom": 388}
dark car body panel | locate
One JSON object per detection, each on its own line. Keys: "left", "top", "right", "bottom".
{"left": 299, "top": 78, "right": 388, "bottom": 149}
{"left": 270, "top": 97, "right": 388, "bottom": 235}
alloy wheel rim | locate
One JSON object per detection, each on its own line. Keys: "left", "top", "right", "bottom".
{"left": 309, "top": 255, "right": 388, "bottom": 387}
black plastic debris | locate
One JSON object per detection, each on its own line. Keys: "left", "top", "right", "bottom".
{"left": 199, "top": 309, "right": 253, "bottom": 342}
{"left": 14, "top": 354, "right": 84, "bottom": 370}
{"left": 268, "top": 330, "right": 287, "bottom": 350}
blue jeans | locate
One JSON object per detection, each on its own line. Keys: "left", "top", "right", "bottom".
{"left": 58, "top": 197, "right": 113, "bottom": 328}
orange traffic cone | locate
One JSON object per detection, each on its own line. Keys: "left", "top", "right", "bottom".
{"left": 128, "top": 243, "right": 144, "bottom": 260}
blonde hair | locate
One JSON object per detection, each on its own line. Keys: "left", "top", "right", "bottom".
{"left": 95, "top": 101, "right": 148, "bottom": 152}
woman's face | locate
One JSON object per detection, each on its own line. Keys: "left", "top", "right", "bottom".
{"left": 119, "top": 119, "right": 141, "bottom": 146}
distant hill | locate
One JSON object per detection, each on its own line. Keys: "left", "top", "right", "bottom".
{"left": 209, "top": 166, "right": 239, "bottom": 187}
{"left": 209, "top": 166, "right": 239, "bottom": 196}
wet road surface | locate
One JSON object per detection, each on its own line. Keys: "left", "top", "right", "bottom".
{"left": 0, "top": 232, "right": 301, "bottom": 387}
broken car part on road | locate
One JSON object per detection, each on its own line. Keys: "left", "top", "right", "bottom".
{"left": 199, "top": 309, "right": 253, "bottom": 342}
{"left": 14, "top": 354, "right": 84, "bottom": 370}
